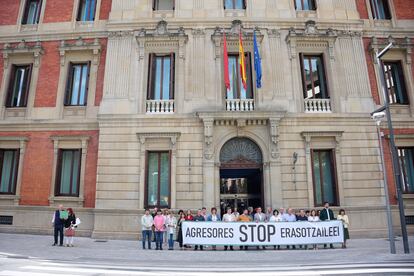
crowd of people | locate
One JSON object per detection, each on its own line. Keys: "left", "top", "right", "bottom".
{"left": 140, "top": 202, "right": 350, "bottom": 251}
{"left": 51, "top": 204, "right": 80, "bottom": 247}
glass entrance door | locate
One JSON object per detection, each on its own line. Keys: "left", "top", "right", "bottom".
{"left": 219, "top": 171, "right": 262, "bottom": 215}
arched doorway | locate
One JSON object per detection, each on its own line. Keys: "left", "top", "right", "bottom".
{"left": 219, "top": 137, "right": 263, "bottom": 215}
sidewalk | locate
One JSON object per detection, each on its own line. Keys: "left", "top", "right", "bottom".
{"left": 0, "top": 233, "right": 413, "bottom": 267}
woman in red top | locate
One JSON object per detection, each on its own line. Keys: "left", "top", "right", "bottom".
{"left": 185, "top": 209, "right": 193, "bottom": 221}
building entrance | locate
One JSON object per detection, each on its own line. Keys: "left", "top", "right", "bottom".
{"left": 219, "top": 138, "right": 263, "bottom": 215}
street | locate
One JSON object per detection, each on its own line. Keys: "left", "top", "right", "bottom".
{"left": 0, "top": 233, "right": 413, "bottom": 275}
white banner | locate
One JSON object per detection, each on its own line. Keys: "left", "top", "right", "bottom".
{"left": 182, "top": 221, "right": 344, "bottom": 246}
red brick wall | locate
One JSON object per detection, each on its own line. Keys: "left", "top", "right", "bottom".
{"left": 43, "top": 0, "right": 74, "bottom": 23}
{"left": 381, "top": 129, "right": 414, "bottom": 204}
{"left": 356, "top": 0, "right": 369, "bottom": 19}
{"left": 99, "top": 0, "right": 112, "bottom": 20}
{"left": 95, "top": 38, "right": 107, "bottom": 105}
{"left": 0, "top": 0, "right": 20, "bottom": 25}
{"left": 363, "top": 38, "right": 380, "bottom": 105}
{"left": 0, "top": 131, "right": 98, "bottom": 208}
{"left": 34, "top": 41, "right": 60, "bottom": 107}
{"left": 393, "top": 0, "right": 414, "bottom": 20}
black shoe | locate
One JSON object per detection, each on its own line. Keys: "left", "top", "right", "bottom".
{"left": 52, "top": 243, "right": 56, "bottom": 246}
{"left": 59, "top": 244, "right": 63, "bottom": 246}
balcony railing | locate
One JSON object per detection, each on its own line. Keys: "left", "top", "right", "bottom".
{"left": 146, "top": 99, "right": 174, "bottom": 114}
{"left": 304, "top": 98, "right": 332, "bottom": 113}
{"left": 226, "top": 99, "right": 254, "bottom": 111}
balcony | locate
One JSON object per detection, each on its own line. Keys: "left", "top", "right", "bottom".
{"left": 226, "top": 99, "right": 254, "bottom": 112}
{"left": 304, "top": 99, "right": 332, "bottom": 113}
{"left": 146, "top": 100, "right": 174, "bottom": 114}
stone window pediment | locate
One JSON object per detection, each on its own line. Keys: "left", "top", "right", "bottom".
{"left": 58, "top": 37, "right": 102, "bottom": 66}
{"left": 211, "top": 20, "right": 263, "bottom": 59}
{"left": 369, "top": 36, "right": 413, "bottom": 65}
{"left": 285, "top": 20, "right": 337, "bottom": 60}
{"left": 135, "top": 20, "right": 188, "bottom": 60}
{"left": 2, "top": 40, "right": 44, "bottom": 69}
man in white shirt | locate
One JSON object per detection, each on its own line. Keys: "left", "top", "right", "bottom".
{"left": 141, "top": 209, "right": 153, "bottom": 249}
{"left": 283, "top": 208, "right": 297, "bottom": 249}
{"left": 222, "top": 208, "right": 235, "bottom": 250}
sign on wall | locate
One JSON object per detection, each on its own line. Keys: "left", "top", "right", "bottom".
{"left": 182, "top": 221, "right": 344, "bottom": 246}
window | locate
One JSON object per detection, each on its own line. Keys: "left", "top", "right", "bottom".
{"left": 370, "top": 0, "right": 391, "bottom": 20}
{"left": 147, "top": 54, "right": 175, "bottom": 100}
{"left": 55, "top": 149, "right": 81, "bottom": 197}
{"left": 383, "top": 61, "right": 408, "bottom": 105}
{"left": 6, "top": 65, "right": 32, "bottom": 108}
{"left": 146, "top": 151, "right": 171, "bottom": 208}
{"left": 227, "top": 53, "right": 253, "bottom": 100}
{"left": 22, "top": 0, "right": 42, "bottom": 24}
{"left": 77, "top": 0, "right": 97, "bottom": 21}
{"left": 398, "top": 148, "right": 414, "bottom": 193}
{"left": 0, "top": 150, "right": 19, "bottom": 195}
{"left": 65, "top": 63, "right": 90, "bottom": 106}
{"left": 153, "top": 0, "right": 175, "bottom": 10}
{"left": 312, "top": 149, "right": 338, "bottom": 206}
{"left": 224, "top": 0, "right": 246, "bottom": 9}
{"left": 295, "top": 0, "right": 316, "bottom": 10}
{"left": 300, "top": 54, "right": 329, "bottom": 99}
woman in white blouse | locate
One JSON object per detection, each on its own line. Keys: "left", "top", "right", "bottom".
{"left": 308, "top": 209, "right": 320, "bottom": 250}
{"left": 337, "top": 209, "right": 350, "bottom": 248}
{"left": 269, "top": 210, "right": 282, "bottom": 250}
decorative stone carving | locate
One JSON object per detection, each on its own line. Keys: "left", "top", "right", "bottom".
{"left": 58, "top": 37, "right": 102, "bottom": 66}
{"left": 211, "top": 22, "right": 264, "bottom": 59}
{"left": 2, "top": 40, "right": 44, "bottom": 68}
{"left": 135, "top": 20, "right": 188, "bottom": 61}
{"left": 269, "top": 119, "right": 280, "bottom": 159}
{"left": 286, "top": 20, "right": 337, "bottom": 60}
{"left": 219, "top": 137, "right": 263, "bottom": 165}
{"left": 203, "top": 118, "right": 214, "bottom": 160}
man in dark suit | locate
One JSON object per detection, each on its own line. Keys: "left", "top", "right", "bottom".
{"left": 319, "top": 202, "right": 335, "bottom": 249}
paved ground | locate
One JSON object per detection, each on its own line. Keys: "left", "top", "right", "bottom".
{"left": 0, "top": 233, "right": 413, "bottom": 275}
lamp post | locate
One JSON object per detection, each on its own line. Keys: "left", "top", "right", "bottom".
{"left": 372, "top": 112, "right": 396, "bottom": 254}
{"left": 371, "top": 42, "right": 410, "bottom": 254}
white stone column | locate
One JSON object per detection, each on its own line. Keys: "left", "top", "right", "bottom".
{"left": 304, "top": 136, "right": 314, "bottom": 207}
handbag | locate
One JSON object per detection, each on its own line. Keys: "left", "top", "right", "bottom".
{"left": 65, "top": 227, "right": 75, "bottom": 237}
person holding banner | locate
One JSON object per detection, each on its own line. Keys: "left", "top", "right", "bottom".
{"left": 307, "top": 209, "right": 320, "bottom": 250}
{"left": 222, "top": 208, "right": 236, "bottom": 250}
{"left": 238, "top": 209, "right": 252, "bottom": 250}
{"left": 320, "top": 202, "right": 335, "bottom": 249}
{"left": 193, "top": 209, "right": 205, "bottom": 250}
{"left": 337, "top": 209, "right": 350, "bottom": 249}
{"left": 207, "top": 207, "right": 221, "bottom": 250}
{"left": 254, "top": 207, "right": 266, "bottom": 250}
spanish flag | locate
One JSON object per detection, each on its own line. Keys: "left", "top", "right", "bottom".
{"left": 223, "top": 32, "right": 230, "bottom": 91}
{"left": 239, "top": 31, "right": 247, "bottom": 90}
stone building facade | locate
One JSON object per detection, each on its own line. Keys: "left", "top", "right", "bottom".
{"left": 0, "top": 0, "right": 413, "bottom": 239}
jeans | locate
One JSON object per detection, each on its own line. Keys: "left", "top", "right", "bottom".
{"left": 168, "top": 233, "right": 174, "bottom": 249}
{"left": 54, "top": 225, "right": 64, "bottom": 245}
{"left": 155, "top": 231, "right": 163, "bottom": 249}
{"left": 142, "top": 230, "right": 152, "bottom": 249}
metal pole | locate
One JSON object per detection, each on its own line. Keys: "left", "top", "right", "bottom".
{"left": 375, "top": 45, "right": 410, "bottom": 254}
{"left": 376, "top": 121, "right": 396, "bottom": 254}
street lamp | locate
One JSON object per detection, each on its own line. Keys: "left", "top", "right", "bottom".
{"left": 371, "top": 111, "right": 396, "bottom": 254}
{"left": 371, "top": 42, "right": 410, "bottom": 254}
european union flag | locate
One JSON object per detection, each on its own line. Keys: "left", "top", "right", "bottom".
{"left": 253, "top": 31, "right": 262, "bottom": 89}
